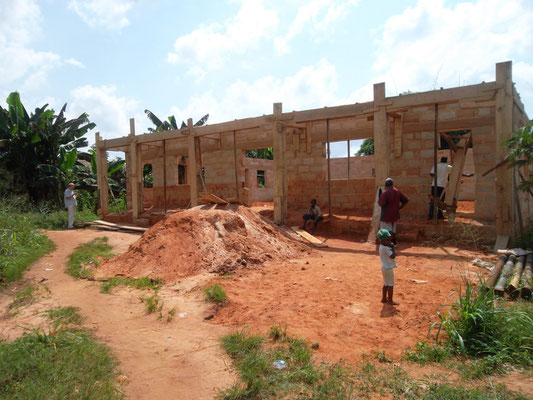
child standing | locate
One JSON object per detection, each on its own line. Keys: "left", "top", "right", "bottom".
{"left": 377, "top": 229, "right": 399, "bottom": 305}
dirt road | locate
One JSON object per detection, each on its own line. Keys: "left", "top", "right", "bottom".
{"left": 0, "top": 230, "right": 235, "bottom": 400}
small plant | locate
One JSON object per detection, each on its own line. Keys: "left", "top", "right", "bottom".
{"left": 269, "top": 324, "right": 287, "bottom": 341}
{"left": 166, "top": 307, "right": 177, "bottom": 322}
{"left": 404, "top": 341, "right": 451, "bottom": 364}
{"left": 66, "top": 237, "right": 114, "bottom": 279}
{"left": 204, "top": 284, "right": 227, "bottom": 304}
{"left": 140, "top": 294, "right": 163, "bottom": 314}
{"left": 45, "top": 306, "right": 84, "bottom": 329}
{"left": 8, "top": 285, "right": 38, "bottom": 311}
{"left": 375, "top": 350, "right": 393, "bottom": 363}
{"left": 101, "top": 276, "right": 163, "bottom": 294}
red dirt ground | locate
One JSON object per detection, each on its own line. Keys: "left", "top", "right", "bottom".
{"left": 211, "top": 235, "right": 495, "bottom": 364}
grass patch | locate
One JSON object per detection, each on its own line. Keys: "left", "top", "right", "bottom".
{"left": 32, "top": 209, "right": 98, "bottom": 230}
{"left": 433, "top": 280, "right": 533, "bottom": 370}
{"left": 422, "top": 383, "right": 529, "bottom": 399}
{"left": 45, "top": 306, "right": 84, "bottom": 329}
{"left": 8, "top": 285, "right": 38, "bottom": 311}
{"left": 0, "top": 328, "right": 122, "bottom": 400}
{"left": 101, "top": 277, "right": 163, "bottom": 294}
{"left": 139, "top": 294, "right": 163, "bottom": 314}
{"left": 204, "top": 284, "right": 227, "bottom": 304}
{"left": 66, "top": 237, "right": 113, "bottom": 279}
{"left": 404, "top": 341, "right": 452, "bottom": 364}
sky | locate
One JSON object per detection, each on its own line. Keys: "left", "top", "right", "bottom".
{"left": 1, "top": 0, "right": 532, "bottom": 158}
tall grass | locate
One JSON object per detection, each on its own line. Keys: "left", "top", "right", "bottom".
{"left": 433, "top": 279, "right": 533, "bottom": 368}
{"left": 0, "top": 197, "right": 55, "bottom": 284}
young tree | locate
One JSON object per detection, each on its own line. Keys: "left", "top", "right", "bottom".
{"left": 505, "top": 120, "right": 533, "bottom": 193}
{"left": 356, "top": 138, "right": 374, "bottom": 156}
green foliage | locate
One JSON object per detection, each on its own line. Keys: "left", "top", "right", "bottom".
{"left": 0, "top": 92, "right": 96, "bottom": 203}
{"left": 245, "top": 148, "right": 274, "bottom": 160}
{"left": 505, "top": 120, "right": 533, "bottom": 192}
{"left": 145, "top": 109, "right": 209, "bottom": 132}
{"left": 101, "top": 277, "right": 163, "bottom": 294}
{"left": 404, "top": 341, "right": 451, "bottom": 364}
{"left": 8, "top": 285, "right": 38, "bottom": 313}
{"left": 45, "top": 306, "right": 84, "bottom": 329}
{"left": 0, "top": 328, "right": 122, "bottom": 400}
{"left": 433, "top": 280, "right": 533, "bottom": 368}
{"left": 512, "top": 224, "right": 533, "bottom": 249}
{"left": 139, "top": 294, "right": 163, "bottom": 314}
{"left": 0, "top": 197, "right": 55, "bottom": 284}
{"left": 204, "top": 284, "right": 227, "bottom": 304}
{"left": 421, "top": 383, "right": 529, "bottom": 400}
{"left": 355, "top": 138, "right": 374, "bottom": 156}
{"left": 66, "top": 237, "right": 114, "bottom": 279}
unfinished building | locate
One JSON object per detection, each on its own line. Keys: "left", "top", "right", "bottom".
{"left": 95, "top": 61, "right": 530, "bottom": 241}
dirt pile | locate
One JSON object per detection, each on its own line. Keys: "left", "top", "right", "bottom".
{"left": 96, "top": 205, "right": 305, "bottom": 282}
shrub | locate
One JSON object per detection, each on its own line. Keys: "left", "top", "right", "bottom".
{"left": 204, "top": 284, "right": 227, "bottom": 304}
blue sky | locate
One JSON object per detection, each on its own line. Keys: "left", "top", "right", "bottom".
{"left": 1, "top": 0, "right": 532, "bottom": 157}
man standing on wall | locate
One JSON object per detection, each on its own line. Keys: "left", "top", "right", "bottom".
{"left": 378, "top": 178, "right": 409, "bottom": 245}
{"left": 64, "top": 183, "right": 78, "bottom": 229}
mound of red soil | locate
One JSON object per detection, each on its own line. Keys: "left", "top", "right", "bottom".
{"left": 96, "top": 205, "right": 305, "bottom": 282}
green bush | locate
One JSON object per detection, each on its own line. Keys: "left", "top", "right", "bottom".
{"left": 204, "top": 284, "right": 227, "bottom": 304}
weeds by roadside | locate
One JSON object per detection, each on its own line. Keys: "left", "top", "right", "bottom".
{"left": 8, "top": 285, "right": 38, "bottom": 313}
{"left": 140, "top": 294, "right": 163, "bottom": 314}
{"left": 101, "top": 277, "right": 163, "bottom": 294}
{"left": 66, "top": 237, "right": 113, "bottom": 279}
{"left": 204, "top": 284, "right": 227, "bottom": 304}
{"left": 45, "top": 306, "right": 84, "bottom": 329}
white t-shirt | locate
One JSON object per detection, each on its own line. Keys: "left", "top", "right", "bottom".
{"left": 379, "top": 245, "right": 397, "bottom": 270}
{"left": 431, "top": 163, "right": 453, "bottom": 188}
{"left": 64, "top": 188, "right": 77, "bottom": 208}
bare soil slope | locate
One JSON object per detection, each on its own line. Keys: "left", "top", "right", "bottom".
{"left": 97, "top": 205, "right": 305, "bottom": 282}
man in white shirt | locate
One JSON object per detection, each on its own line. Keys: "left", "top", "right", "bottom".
{"left": 428, "top": 156, "right": 473, "bottom": 219}
{"left": 64, "top": 183, "right": 78, "bottom": 229}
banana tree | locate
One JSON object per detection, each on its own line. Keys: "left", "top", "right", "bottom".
{"left": 144, "top": 110, "right": 209, "bottom": 132}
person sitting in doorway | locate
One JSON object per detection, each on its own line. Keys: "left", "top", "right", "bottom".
{"left": 300, "top": 199, "right": 323, "bottom": 234}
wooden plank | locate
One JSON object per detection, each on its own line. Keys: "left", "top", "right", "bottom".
{"left": 92, "top": 220, "right": 148, "bottom": 232}
{"left": 393, "top": 113, "right": 403, "bottom": 157}
{"left": 233, "top": 131, "right": 240, "bottom": 201}
{"left": 187, "top": 118, "right": 199, "bottom": 207}
{"left": 199, "top": 193, "right": 229, "bottom": 204}
{"left": 445, "top": 135, "right": 470, "bottom": 215}
{"left": 291, "top": 226, "right": 328, "bottom": 248}
{"left": 306, "top": 122, "right": 312, "bottom": 153}
{"left": 495, "top": 61, "right": 514, "bottom": 236}
{"left": 226, "top": 197, "right": 242, "bottom": 204}
{"left": 273, "top": 103, "right": 287, "bottom": 225}
{"left": 97, "top": 134, "right": 109, "bottom": 217}
{"left": 494, "top": 234, "right": 509, "bottom": 252}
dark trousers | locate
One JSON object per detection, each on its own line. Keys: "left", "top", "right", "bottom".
{"left": 303, "top": 214, "right": 323, "bottom": 227}
{"left": 428, "top": 186, "right": 445, "bottom": 219}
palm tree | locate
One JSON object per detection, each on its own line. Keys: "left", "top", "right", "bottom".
{"left": 144, "top": 110, "right": 209, "bottom": 132}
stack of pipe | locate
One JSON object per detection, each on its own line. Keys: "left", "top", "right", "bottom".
{"left": 486, "top": 253, "right": 532, "bottom": 300}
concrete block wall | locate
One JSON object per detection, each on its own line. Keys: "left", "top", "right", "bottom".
{"left": 204, "top": 149, "right": 243, "bottom": 200}
{"left": 328, "top": 155, "right": 375, "bottom": 179}
{"left": 243, "top": 157, "right": 274, "bottom": 202}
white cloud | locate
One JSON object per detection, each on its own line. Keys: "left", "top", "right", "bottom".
{"left": 168, "top": 59, "right": 340, "bottom": 125}
{"left": 69, "top": 85, "right": 141, "bottom": 144}
{"left": 275, "top": 0, "right": 359, "bottom": 55}
{"left": 167, "top": 0, "right": 279, "bottom": 75}
{"left": 65, "top": 58, "right": 85, "bottom": 68}
{"left": 68, "top": 0, "right": 137, "bottom": 30}
{"left": 370, "top": 0, "right": 533, "bottom": 106}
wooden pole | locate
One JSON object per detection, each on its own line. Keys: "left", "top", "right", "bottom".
{"left": 513, "top": 170, "right": 524, "bottom": 236}
{"left": 507, "top": 255, "right": 525, "bottom": 298}
{"left": 520, "top": 254, "right": 532, "bottom": 299}
{"left": 495, "top": 61, "right": 513, "bottom": 236}
{"left": 494, "top": 255, "right": 516, "bottom": 296}
{"left": 95, "top": 132, "right": 104, "bottom": 217}
{"left": 187, "top": 118, "right": 198, "bottom": 207}
{"left": 273, "top": 102, "right": 286, "bottom": 224}
{"left": 347, "top": 140, "right": 350, "bottom": 179}
{"left": 433, "top": 104, "right": 439, "bottom": 224}
{"left": 233, "top": 130, "right": 240, "bottom": 201}
{"left": 487, "top": 254, "right": 508, "bottom": 288}
{"left": 326, "top": 119, "right": 332, "bottom": 217}
{"left": 163, "top": 139, "right": 167, "bottom": 213}
{"left": 129, "top": 118, "right": 139, "bottom": 220}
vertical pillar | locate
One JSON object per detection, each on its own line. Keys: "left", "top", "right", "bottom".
{"left": 326, "top": 119, "right": 332, "bottom": 217}
{"left": 187, "top": 118, "right": 200, "bottom": 207}
{"left": 273, "top": 102, "right": 287, "bottom": 224}
{"left": 129, "top": 118, "right": 140, "bottom": 220}
{"left": 95, "top": 132, "right": 109, "bottom": 217}
{"left": 368, "top": 83, "right": 389, "bottom": 241}
{"left": 233, "top": 131, "right": 240, "bottom": 201}
{"left": 162, "top": 140, "right": 167, "bottom": 213}
{"left": 136, "top": 141, "right": 143, "bottom": 215}
{"left": 495, "top": 61, "right": 514, "bottom": 236}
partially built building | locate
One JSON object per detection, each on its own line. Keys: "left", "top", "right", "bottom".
{"left": 95, "top": 61, "right": 530, "bottom": 241}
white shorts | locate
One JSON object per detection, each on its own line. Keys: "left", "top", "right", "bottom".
{"left": 382, "top": 268, "right": 395, "bottom": 286}
{"left": 380, "top": 221, "right": 396, "bottom": 233}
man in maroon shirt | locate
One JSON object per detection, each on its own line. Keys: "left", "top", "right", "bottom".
{"left": 378, "top": 178, "right": 409, "bottom": 245}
